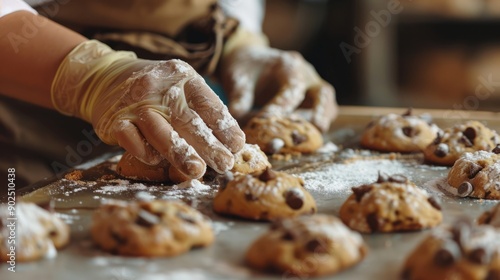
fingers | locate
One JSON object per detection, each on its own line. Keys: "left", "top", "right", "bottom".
{"left": 113, "top": 119, "right": 162, "bottom": 165}
{"left": 134, "top": 110, "right": 206, "bottom": 179}
{"left": 168, "top": 103, "right": 236, "bottom": 174}
{"left": 184, "top": 77, "right": 246, "bottom": 153}
{"left": 303, "top": 82, "right": 338, "bottom": 132}
{"left": 222, "top": 68, "right": 257, "bottom": 120}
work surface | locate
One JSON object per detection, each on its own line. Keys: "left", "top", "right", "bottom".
{"left": 4, "top": 106, "right": 500, "bottom": 280}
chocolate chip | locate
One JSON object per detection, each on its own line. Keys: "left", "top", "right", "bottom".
{"left": 377, "top": 171, "right": 389, "bottom": 183}
{"left": 366, "top": 213, "right": 380, "bottom": 232}
{"left": 49, "top": 230, "right": 57, "bottom": 237}
{"left": 434, "top": 241, "right": 460, "bottom": 266}
{"left": 366, "top": 121, "right": 375, "bottom": 129}
{"left": 457, "top": 182, "right": 474, "bottom": 197}
{"left": 402, "top": 108, "right": 413, "bottom": 117}
{"left": 468, "top": 163, "right": 483, "bottom": 179}
{"left": 459, "top": 136, "right": 473, "bottom": 148}
{"left": 267, "top": 138, "right": 285, "bottom": 154}
{"left": 463, "top": 127, "right": 477, "bottom": 144}
{"left": 259, "top": 168, "right": 276, "bottom": 182}
{"left": 291, "top": 131, "right": 307, "bottom": 145}
{"left": 468, "top": 247, "right": 490, "bottom": 264}
{"left": 284, "top": 189, "right": 304, "bottom": 210}
{"left": 242, "top": 152, "right": 252, "bottom": 162}
{"left": 402, "top": 126, "right": 415, "bottom": 137}
{"left": 400, "top": 268, "right": 412, "bottom": 280}
{"left": 433, "top": 132, "right": 443, "bottom": 145}
{"left": 176, "top": 212, "right": 196, "bottom": 224}
{"left": 427, "top": 196, "right": 442, "bottom": 210}
{"left": 281, "top": 231, "right": 295, "bottom": 241}
{"left": 305, "top": 238, "right": 328, "bottom": 254}
{"left": 135, "top": 209, "right": 160, "bottom": 227}
{"left": 493, "top": 144, "right": 500, "bottom": 154}
{"left": 434, "top": 143, "right": 449, "bottom": 158}
{"left": 486, "top": 269, "right": 500, "bottom": 280}
{"left": 111, "top": 231, "right": 127, "bottom": 244}
{"left": 352, "top": 185, "right": 373, "bottom": 202}
{"left": 245, "top": 191, "right": 258, "bottom": 201}
{"left": 389, "top": 174, "right": 408, "bottom": 184}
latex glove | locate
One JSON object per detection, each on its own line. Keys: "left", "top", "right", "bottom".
{"left": 51, "top": 40, "right": 245, "bottom": 179}
{"left": 219, "top": 29, "right": 338, "bottom": 132}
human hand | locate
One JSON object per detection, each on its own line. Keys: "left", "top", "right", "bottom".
{"left": 219, "top": 31, "right": 338, "bottom": 132}
{"left": 52, "top": 40, "right": 245, "bottom": 179}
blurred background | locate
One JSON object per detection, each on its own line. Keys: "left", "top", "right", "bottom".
{"left": 262, "top": 0, "right": 500, "bottom": 110}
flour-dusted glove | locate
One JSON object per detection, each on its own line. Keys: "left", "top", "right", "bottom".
{"left": 51, "top": 40, "right": 245, "bottom": 179}
{"left": 219, "top": 29, "right": 338, "bottom": 132}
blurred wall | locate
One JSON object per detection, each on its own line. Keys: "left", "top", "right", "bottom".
{"left": 262, "top": 0, "right": 500, "bottom": 110}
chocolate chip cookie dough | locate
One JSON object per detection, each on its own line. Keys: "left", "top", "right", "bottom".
{"left": 243, "top": 115, "right": 324, "bottom": 155}
{"left": 0, "top": 202, "right": 70, "bottom": 262}
{"left": 91, "top": 200, "right": 214, "bottom": 257}
{"left": 478, "top": 203, "right": 500, "bottom": 227}
{"left": 213, "top": 168, "right": 316, "bottom": 221}
{"left": 339, "top": 173, "right": 442, "bottom": 233}
{"left": 231, "top": 143, "right": 271, "bottom": 174}
{"left": 401, "top": 219, "right": 500, "bottom": 280}
{"left": 424, "top": 121, "right": 500, "bottom": 166}
{"left": 447, "top": 147, "right": 500, "bottom": 199}
{"left": 360, "top": 109, "right": 440, "bottom": 153}
{"left": 245, "top": 215, "right": 368, "bottom": 277}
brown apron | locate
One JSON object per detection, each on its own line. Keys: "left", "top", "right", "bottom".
{"left": 0, "top": 0, "right": 238, "bottom": 187}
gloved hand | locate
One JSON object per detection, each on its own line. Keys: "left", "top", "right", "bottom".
{"left": 51, "top": 40, "right": 245, "bottom": 179}
{"left": 219, "top": 29, "right": 338, "bottom": 132}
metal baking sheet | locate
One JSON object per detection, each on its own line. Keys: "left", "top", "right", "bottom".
{"left": 3, "top": 107, "right": 500, "bottom": 280}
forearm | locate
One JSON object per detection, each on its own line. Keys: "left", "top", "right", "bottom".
{"left": 0, "top": 11, "right": 86, "bottom": 109}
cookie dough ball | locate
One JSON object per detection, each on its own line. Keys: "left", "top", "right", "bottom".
{"left": 243, "top": 115, "right": 323, "bottom": 155}
{"left": 116, "top": 152, "right": 176, "bottom": 182}
{"left": 401, "top": 219, "right": 500, "bottom": 280}
{"left": 213, "top": 168, "right": 316, "bottom": 221}
{"left": 447, "top": 148, "right": 500, "bottom": 199}
{"left": 478, "top": 203, "right": 500, "bottom": 227}
{"left": 231, "top": 144, "right": 271, "bottom": 174}
{"left": 360, "top": 109, "right": 440, "bottom": 153}
{"left": 245, "top": 214, "right": 368, "bottom": 277}
{"left": 424, "top": 121, "right": 500, "bottom": 166}
{"left": 91, "top": 200, "right": 214, "bottom": 257}
{"left": 339, "top": 173, "right": 442, "bottom": 233}
{"left": 0, "top": 202, "right": 70, "bottom": 262}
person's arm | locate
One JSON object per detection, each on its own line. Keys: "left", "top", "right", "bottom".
{"left": 0, "top": 10, "right": 86, "bottom": 109}
{"left": 0, "top": 10, "right": 245, "bottom": 179}
{"left": 217, "top": 0, "right": 338, "bottom": 132}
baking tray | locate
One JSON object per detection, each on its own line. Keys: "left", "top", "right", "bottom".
{"left": 3, "top": 106, "right": 500, "bottom": 280}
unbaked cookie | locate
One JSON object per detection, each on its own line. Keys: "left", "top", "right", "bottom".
{"left": 339, "top": 173, "right": 442, "bottom": 233}
{"left": 424, "top": 120, "right": 500, "bottom": 166}
{"left": 360, "top": 109, "right": 440, "bottom": 153}
{"left": 478, "top": 203, "right": 500, "bottom": 227}
{"left": 447, "top": 147, "right": 500, "bottom": 199}
{"left": 0, "top": 202, "right": 70, "bottom": 262}
{"left": 231, "top": 143, "right": 271, "bottom": 174}
{"left": 243, "top": 114, "right": 323, "bottom": 155}
{"left": 245, "top": 214, "right": 368, "bottom": 277}
{"left": 213, "top": 168, "right": 316, "bottom": 221}
{"left": 91, "top": 200, "right": 214, "bottom": 257}
{"left": 401, "top": 219, "right": 500, "bottom": 280}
